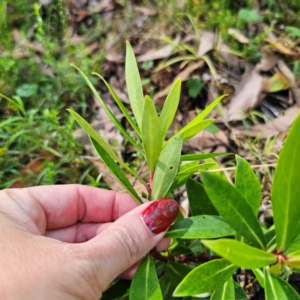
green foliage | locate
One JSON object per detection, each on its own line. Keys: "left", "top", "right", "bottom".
{"left": 130, "top": 255, "right": 163, "bottom": 300}
{"left": 237, "top": 9, "right": 261, "bottom": 24}
{"left": 69, "top": 42, "right": 300, "bottom": 298}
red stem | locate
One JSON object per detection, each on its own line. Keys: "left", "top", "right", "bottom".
{"left": 150, "top": 248, "right": 220, "bottom": 263}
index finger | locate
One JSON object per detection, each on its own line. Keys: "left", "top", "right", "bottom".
{"left": 5, "top": 184, "right": 139, "bottom": 230}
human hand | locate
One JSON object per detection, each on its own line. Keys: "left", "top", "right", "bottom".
{"left": 0, "top": 185, "right": 176, "bottom": 299}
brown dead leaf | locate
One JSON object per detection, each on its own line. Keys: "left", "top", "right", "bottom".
{"left": 226, "top": 67, "right": 265, "bottom": 121}
{"left": 226, "top": 52, "right": 280, "bottom": 121}
{"left": 277, "top": 60, "right": 300, "bottom": 106}
{"left": 137, "top": 36, "right": 180, "bottom": 62}
{"left": 197, "top": 31, "right": 215, "bottom": 57}
{"left": 227, "top": 28, "right": 250, "bottom": 44}
{"left": 134, "top": 6, "right": 157, "bottom": 16}
{"left": 186, "top": 129, "right": 229, "bottom": 152}
{"left": 265, "top": 32, "right": 299, "bottom": 56}
{"left": 234, "top": 105, "right": 299, "bottom": 138}
{"left": 219, "top": 43, "right": 239, "bottom": 67}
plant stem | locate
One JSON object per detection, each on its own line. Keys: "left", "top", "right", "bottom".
{"left": 150, "top": 248, "right": 220, "bottom": 264}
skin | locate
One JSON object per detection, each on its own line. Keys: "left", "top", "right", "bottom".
{"left": 0, "top": 184, "right": 170, "bottom": 299}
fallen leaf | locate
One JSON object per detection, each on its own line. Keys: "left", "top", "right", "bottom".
{"left": 277, "top": 60, "right": 300, "bottom": 106}
{"left": 265, "top": 32, "right": 299, "bottom": 56}
{"left": 197, "top": 31, "right": 215, "bottom": 56}
{"left": 226, "top": 52, "right": 280, "bottom": 121}
{"left": 134, "top": 6, "right": 157, "bottom": 16}
{"left": 234, "top": 105, "right": 300, "bottom": 138}
{"left": 226, "top": 66, "right": 265, "bottom": 121}
{"left": 228, "top": 28, "right": 250, "bottom": 44}
{"left": 186, "top": 129, "right": 229, "bottom": 152}
{"left": 262, "top": 72, "right": 290, "bottom": 93}
{"left": 137, "top": 36, "right": 180, "bottom": 62}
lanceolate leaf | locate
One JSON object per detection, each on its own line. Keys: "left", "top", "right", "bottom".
{"left": 202, "top": 239, "right": 276, "bottom": 269}
{"left": 165, "top": 215, "right": 234, "bottom": 239}
{"left": 141, "top": 95, "right": 162, "bottom": 172}
{"left": 253, "top": 269, "right": 265, "bottom": 288}
{"left": 264, "top": 268, "right": 300, "bottom": 300}
{"left": 272, "top": 113, "right": 300, "bottom": 251}
{"left": 166, "top": 261, "right": 193, "bottom": 287}
{"left": 180, "top": 152, "right": 231, "bottom": 162}
{"left": 201, "top": 171, "right": 266, "bottom": 249}
{"left": 130, "top": 255, "right": 163, "bottom": 300}
{"left": 175, "top": 162, "right": 215, "bottom": 176}
{"left": 186, "top": 178, "right": 218, "bottom": 216}
{"left": 211, "top": 277, "right": 235, "bottom": 300}
{"left": 90, "top": 138, "right": 142, "bottom": 204}
{"left": 235, "top": 155, "right": 261, "bottom": 215}
{"left": 152, "top": 134, "right": 183, "bottom": 200}
{"left": 186, "top": 94, "right": 226, "bottom": 126}
{"left": 183, "top": 119, "right": 214, "bottom": 141}
{"left": 93, "top": 73, "right": 141, "bottom": 136}
{"left": 173, "top": 259, "right": 237, "bottom": 296}
{"left": 164, "top": 119, "right": 213, "bottom": 147}
{"left": 285, "top": 249, "right": 300, "bottom": 269}
{"left": 72, "top": 65, "right": 143, "bottom": 153}
{"left": 125, "top": 41, "right": 144, "bottom": 129}
{"left": 68, "top": 110, "right": 146, "bottom": 186}
{"left": 159, "top": 78, "right": 182, "bottom": 140}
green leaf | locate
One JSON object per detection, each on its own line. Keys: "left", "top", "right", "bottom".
{"left": 187, "top": 78, "right": 203, "bottom": 98}
{"left": 141, "top": 95, "right": 162, "bottom": 172}
{"left": 101, "top": 279, "right": 130, "bottom": 300}
{"left": 201, "top": 171, "right": 266, "bottom": 249}
{"left": 165, "top": 215, "right": 235, "bottom": 239}
{"left": 183, "top": 119, "right": 214, "bottom": 141}
{"left": 195, "top": 94, "right": 226, "bottom": 121}
{"left": 92, "top": 73, "right": 141, "bottom": 136}
{"left": 173, "top": 259, "right": 237, "bottom": 296}
{"left": 152, "top": 133, "right": 183, "bottom": 200}
{"left": 234, "top": 281, "right": 248, "bottom": 300}
{"left": 164, "top": 118, "right": 214, "bottom": 148}
{"left": 159, "top": 273, "right": 170, "bottom": 299}
{"left": 272, "top": 112, "right": 300, "bottom": 251}
{"left": 72, "top": 65, "right": 143, "bottom": 153}
{"left": 166, "top": 261, "right": 193, "bottom": 288}
{"left": 130, "top": 255, "right": 163, "bottom": 300}
{"left": 235, "top": 155, "right": 261, "bottom": 215}
{"left": 125, "top": 41, "right": 144, "bottom": 129}
{"left": 68, "top": 109, "right": 146, "bottom": 185}
{"left": 16, "top": 83, "right": 38, "bottom": 97}
{"left": 159, "top": 78, "right": 181, "bottom": 140}
{"left": 0, "top": 92, "right": 25, "bottom": 113}
{"left": 211, "top": 277, "right": 235, "bottom": 300}
{"left": 264, "top": 268, "right": 300, "bottom": 300}
{"left": 202, "top": 239, "right": 276, "bottom": 269}
{"left": 186, "top": 178, "right": 218, "bottom": 216}
{"left": 180, "top": 152, "right": 230, "bottom": 162}
{"left": 253, "top": 268, "right": 265, "bottom": 288}
{"left": 176, "top": 162, "right": 215, "bottom": 176}
{"left": 90, "top": 137, "right": 142, "bottom": 204}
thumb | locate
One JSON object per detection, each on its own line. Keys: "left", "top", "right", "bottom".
{"left": 81, "top": 198, "right": 178, "bottom": 291}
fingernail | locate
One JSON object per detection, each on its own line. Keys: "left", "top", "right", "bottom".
{"left": 141, "top": 198, "right": 179, "bottom": 234}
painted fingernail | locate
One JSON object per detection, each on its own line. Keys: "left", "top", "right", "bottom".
{"left": 141, "top": 198, "right": 179, "bottom": 234}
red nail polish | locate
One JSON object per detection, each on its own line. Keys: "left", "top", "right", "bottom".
{"left": 141, "top": 198, "right": 179, "bottom": 234}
